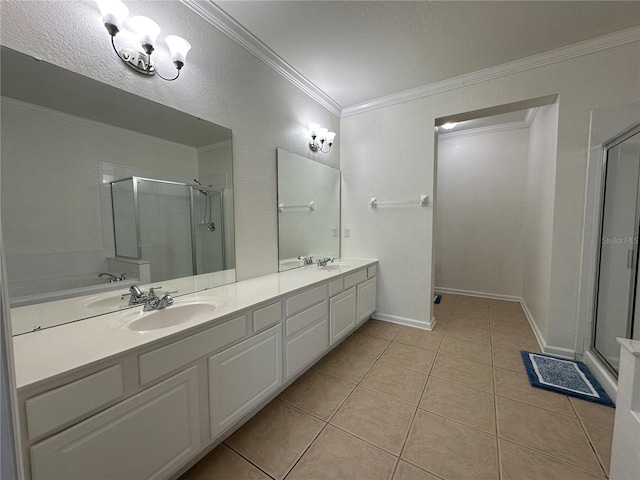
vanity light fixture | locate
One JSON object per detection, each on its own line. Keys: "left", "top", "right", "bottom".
{"left": 96, "top": 0, "right": 191, "bottom": 81}
{"left": 308, "top": 123, "right": 336, "bottom": 153}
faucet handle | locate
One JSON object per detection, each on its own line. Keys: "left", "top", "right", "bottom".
{"left": 148, "top": 286, "right": 163, "bottom": 297}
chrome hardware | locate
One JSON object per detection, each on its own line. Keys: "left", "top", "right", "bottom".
{"left": 317, "top": 258, "right": 335, "bottom": 267}
{"left": 298, "top": 255, "right": 314, "bottom": 266}
{"left": 99, "top": 272, "right": 127, "bottom": 282}
{"left": 143, "top": 293, "right": 174, "bottom": 311}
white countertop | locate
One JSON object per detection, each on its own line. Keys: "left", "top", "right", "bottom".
{"left": 12, "top": 258, "right": 376, "bottom": 390}
{"left": 617, "top": 337, "right": 640, "bottom": 356}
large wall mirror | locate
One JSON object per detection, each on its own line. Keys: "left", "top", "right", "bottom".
{"left": 1, "top": 46, "right": 235, "bottom": 335}
{"left": 277, "top": 148, "right": 340, "bottom": 271}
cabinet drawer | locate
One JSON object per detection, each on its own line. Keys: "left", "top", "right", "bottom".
{"left": 328, "top": 278, "right": 344, "bottom": 296}
{"left": 139, "top": 315, "right": 247, "bottom": 385}
{"left": 285, "top": 284, "right": 327, "bottom": 316}
{"left": 253, "top": 301, "right": 283, "bottom": 332}
{"left": 285, "top": 319, "right": 328, "bottom": 379}
{"left": 26, "top": 365, "right": 123, "bottom": 441}
{"left": 286, "top": 301, "right": 327, "bottom": 337}
{"left": 30, "top": 367, "right": 200, "bottom": 480}
{"left": 344, "top": 269, "right": 367, "bottom": 289}
{"left": 367, "top": 265, "right": 377, "bottom": 278}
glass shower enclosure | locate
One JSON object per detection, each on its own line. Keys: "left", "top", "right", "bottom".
{"left": 110, "top": 176, "right": 226, "bottom": 283}
{"left": 593, "top": 123, "right": 640, "bottom": 377}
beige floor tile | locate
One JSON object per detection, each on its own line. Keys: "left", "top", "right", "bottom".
{"left": 455, "top": 295, "right": 489, "bottom": 307}
{"left": 278, "top": 369, "right": 355, "bottom": 420}
{"left": 225, "top": 399, "right": 324, "bottom": 479}
{"left": 360, "top": 361, "right": 428, "bottom": 405}
{"left": 313, "top": 348, "right": 376, "bottom": 383}
{"left": 379, "top": 342, "right": 436, "bottom": 373}
{"left": 330, "top": 386, "right": 416, "bottom": 455}
{"left": 489, "top": 317, "right": 533, "bottom": 338}
{"left": 402, "top": 410, "right": 499, "bottom": 480}
{"left": 448, "top": 314, "right": 490, "bottom": 330}
{"left": 431, "top": 353, "right": 494, "bottom": 393}
{"left": 438, "top": 336, "right": 492, "bottom": 365}
{"left": 493, "top": 367, "right": 575, "bottom": 416}
{"left": 337, "top": 333, "right": 391, "bottom": 359}
{"left": 444, "top": 323, "right": 491, "bottom": 345}
{"left": 179, "top": 444, "right": 270, "bottom": 480}
{"left": 499, "top": 439, "right": 606, "bottom": 480}
{"left": 451, "top": 305, "right": 489, "bottom": 319}
{"left": 394, "top": 326, "right": 443, "bottom": 352}
{"left": 392, "top": 461, "right": 441, "bottom": 480}
{"left": 419, "top": 377, "right": 496, "bottom": 435}
{"left": 358, "top": 319, "right": 402, "bottom": 340}
{"left": 286, "top": 425, "right": 397, "bottom": 480}
{"left": 491, "top": 330, "right": 540, "bottom": 352}
{"left": 492, "top": 347, "right": 526, "bottom": 373}
{"left": 495, "top": 396, "right": 603, "bottom": 475}
{"left": 569, "top": 397, "right": 616, "bottom": 426}
{"left": 582, "top": 419, "right": 614, "bottom": 476}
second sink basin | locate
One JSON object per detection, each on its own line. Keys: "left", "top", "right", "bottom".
{"left": 319, "top": 263, "right": 351, "bottom": 272}
{"left": 108, "top": 298, "right": 225, "bottom": 332}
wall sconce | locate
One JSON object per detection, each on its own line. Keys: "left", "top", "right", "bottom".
{"left": 308, "top": 123, "right": 336, "bottom": 153}
{"left": 96, "top": 0, "right": 191, "bottom": 81}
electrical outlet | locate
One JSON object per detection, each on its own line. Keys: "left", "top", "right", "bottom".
{"left": 332, "top": 228, "right": 338, "bottom": 237}
{"left": 344, "top": 228, "right": 350, "bottom": 237}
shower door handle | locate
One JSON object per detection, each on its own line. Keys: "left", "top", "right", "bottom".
{"left": 628, "top": 249, "right": 636, "bottom": 270}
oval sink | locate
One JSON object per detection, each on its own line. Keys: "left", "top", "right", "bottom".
{"left": 108, "top": 299, "right": 225, "bottom": 332}
{"left": 319, "top": 263, "right": 351, "bottom": 272}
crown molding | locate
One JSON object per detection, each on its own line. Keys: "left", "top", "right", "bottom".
{"left": 342, "top": 26, "right": 640, "bottom": 117}
{"left": 437, "top": 119, "right": 529, "bottom": 140}
{"left": 180, "top": 0, "right": 342, "bottom": 117}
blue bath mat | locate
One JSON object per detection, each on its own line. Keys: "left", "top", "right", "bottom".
{"left": 520, "top": 351, "right": 614, "bottom": 407}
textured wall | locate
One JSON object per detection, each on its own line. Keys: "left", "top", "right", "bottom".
{"left": 342, "top": 41, "right": 640, "bottom": 345}
{"left": 0, "top": 0, "right": 339, "bottom": 281}
{"left": 435, "top": 127, "right": 529, "bottom": 298}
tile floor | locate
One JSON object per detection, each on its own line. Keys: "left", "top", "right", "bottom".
{"left": 180, "top": 294, "right": 615, "bottom": 480}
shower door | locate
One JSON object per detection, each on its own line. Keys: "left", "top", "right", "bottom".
{"left": 593, "top": 123, "right": 640, "bottom": 376}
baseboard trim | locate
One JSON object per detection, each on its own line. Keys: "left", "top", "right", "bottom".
{"left": 434, "top": 287, "right": 520, "bottom": 303}
{"left": 583, "top": 350, "right": 618, "bottom": 403}
{"left": 519, "top": 300, "right": 575, "bottom": 359}
{"left": 371, "top": 312, "right": 434, "bottom": 331}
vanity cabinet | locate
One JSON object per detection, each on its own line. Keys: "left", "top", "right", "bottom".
{"left": 29, "top": 367, "right": 200, "bottom": 480}
{"left": 357, "top": 277, "right": 377, "bottom": 323}
{"left": 284, "top": 285, "right": 329, "bottom": 380}
{"left": 208, "top": 324, "right": 282, "bottom": 439}
{"left": 329, "top": 287, "right": 357, "bottom": 345}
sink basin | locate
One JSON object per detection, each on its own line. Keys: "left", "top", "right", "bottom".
{"left": 319, "top": 263, "right": 351, "bottom": 272}
{"left": 107, "top": 298, "right": 225, "bottom": 332}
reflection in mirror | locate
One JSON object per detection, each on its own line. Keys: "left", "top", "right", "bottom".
{"left": 277, "top": 148, "right": 340, "bottom": 271}
{"left": 1, "top": 46, "right": 235, "bottom": 335}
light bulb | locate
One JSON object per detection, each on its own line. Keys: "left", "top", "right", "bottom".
{"left": 308, "top": 123, "right": 320, "bottom": 137}
{"left": 441, "top": 122, "right": 457, "bottom": 130}
{"left": 165, "top": 35, "right": 191, "bottom": 68}
{"left": 95, "top": 0, "right": 129, "bottom": 33}
{"left": 326, "top": 132, "right": 336, "bottom": 145}
{"left": 128, "top": 15, "right": 161, "bottom": 51}
{"left": 317, "top": 127, "right": 328, "bottom": 141}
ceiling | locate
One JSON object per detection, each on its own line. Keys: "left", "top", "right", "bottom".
{"left": 214, "top": 1, "right": 640, "bottom": 110}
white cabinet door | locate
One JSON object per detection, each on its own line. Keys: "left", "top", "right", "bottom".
{"left": 208, "top": 324, "right": 282, "bottom": 439}
{"left": 285, "top": 319, "right": 328, "bottom": 380}
{"left": 30, "top": 367, "right": 200, "bottom": 480}
{"left": 329, "top": 287, "right": 357, "bottom": 345}
{"left": 357, "top": 277, "right": 377, "bottom": 323}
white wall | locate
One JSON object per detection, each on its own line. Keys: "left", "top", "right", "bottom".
{"left": 435, "top": 127, "right": 529, "bottom": 298}
{"left": 522, "top": 104, "right": 559, "bottom": 343}
{"left": 0, "top": 0, "right": 340, "bottom": 283}
{"left": 342, "top": 41, "right": 640, "bottom": 345}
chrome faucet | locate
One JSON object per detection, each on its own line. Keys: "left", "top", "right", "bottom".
{"left": 143, "top": 293, "right": 174, "bottom": 311}
{"left": 317, "top": 258, "right": 335, "bottom": 267}
{"left": 99, "top": 272, "right": 126, "bottom": 282}
{"left": 127, "top": 285, "right": 147, "bottom": 305}
{"left": 298, "top": 255, "right": 314, "bottom": 266}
